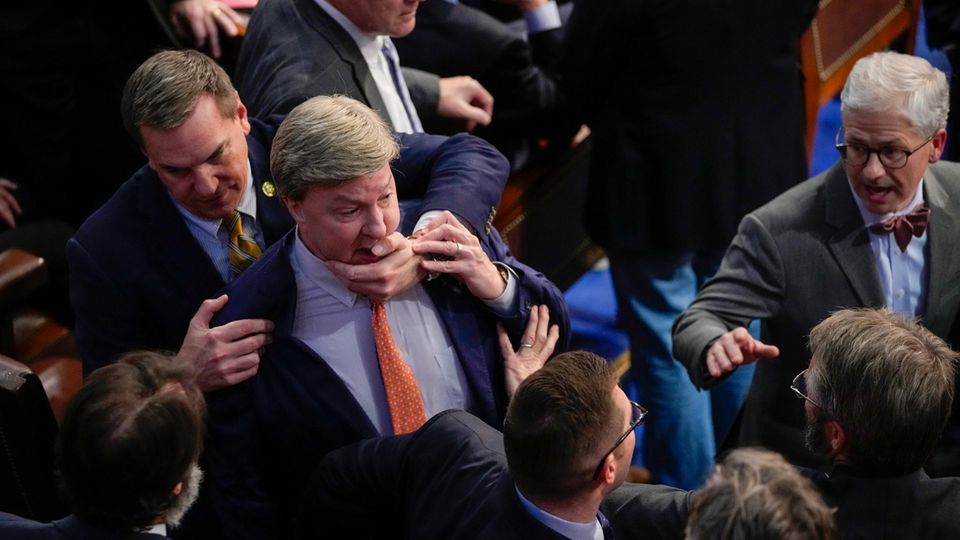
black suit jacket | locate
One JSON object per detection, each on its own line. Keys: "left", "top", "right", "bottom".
{"left": 803, "top": 465, "right": 960, "bottom": 540}
{"left": 300, "top": 410, "right": 611, "bottom": 540}
{"left": 0, "top": 513, "right": 167, "bottom": 540}
{"left": 235, "top": 0, "right": 439, "bottom": 122}
{"left": 560, "top": 0, "right": 817, "bottom": 253}
{"left": 394, "top": 1, "right": 573, "bottom": 143}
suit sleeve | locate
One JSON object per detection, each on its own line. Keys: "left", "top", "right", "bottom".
{"left": 295, "top": 429, "right": 412, "bottom": 539}
{"left": 672, "top": 213, "right": 787, "bottom": 388}
{"left": 600, "top": 482, "right": 692, "bottom": 540}
{"left": 67, "top": 237, "right": 151, "bottom": 375}
{"left": 393, "top": 132, "right": 509, "bottom": 242}
{"left": 483, "top": 227, "right": 572, "bottom": 352}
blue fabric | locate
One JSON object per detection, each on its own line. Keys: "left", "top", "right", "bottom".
{"left": 609, "top": 252, "right": 755, "bottom": 489}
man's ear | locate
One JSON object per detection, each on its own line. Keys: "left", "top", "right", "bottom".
{"left": 929, "top": 128, "right": 948, "bottom": 163}
{"left": 171, "top": 481, "right": 183, "bottom": 497}
{"left": 283, "top": 197, "right": 305, "bottom": 223}
{"left": 824, "top": 419, "right": 846, "bottom": 456}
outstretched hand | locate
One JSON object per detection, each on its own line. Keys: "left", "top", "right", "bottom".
{"left": 705, "top": 326, "right": 779, "bottom": 378}
{"left": 169, "top": 0, "right": 249, "bottom": 59}
{"left": 499, "top": 305, "right": 560, "bottom": 398}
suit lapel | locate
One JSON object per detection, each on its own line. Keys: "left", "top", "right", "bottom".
{"left": 295, "top": 0, "right": 394, "bottom": 129}
{"left": 425, "top": 279, "right": 500, "bottom": 425}
{"left": 920, "top": 168, "right": 960, "bottom": 336}
{"left": 823, "top": 165, "right": 886, "bottom": 308}
{"left": 137, "top": 175, "right": 225, "bottom": 307}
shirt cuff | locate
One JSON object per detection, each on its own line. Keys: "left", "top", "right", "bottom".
{"left": 523, "top": 1, "right": 562, "bottom": 33}
{"left": 413, "top": 210, "right": 443, "bottom": 234}
{"left": 482, "top": 262, "right": 519, "bottom": 316}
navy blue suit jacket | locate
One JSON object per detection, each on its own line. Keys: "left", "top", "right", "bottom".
{"left": 68, "top": 121, "right": 508, "bottom": 374}
{"left": 299, "top": 410, "right": 609, "bottom": 540}
{"left": 204, "top": 229, "right": 570, "bottom": 539}
{"left": 0, "top": 513, "right": 167, "bottom": 540}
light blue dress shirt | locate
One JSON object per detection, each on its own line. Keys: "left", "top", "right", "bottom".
{"left": 849, "top": 178, "right": 928, "bottom": 317}
{"left": 516, "top": 486, "right": 604, "bottom": 540}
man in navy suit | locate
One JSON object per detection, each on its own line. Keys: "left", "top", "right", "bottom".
{"left": 204, "top": 95, "right": 570, "bottom": 539}
{"left": 68, "top": 50, "right": 509, "bottom": 392}
{"left": 0, "top": 351, "right": 206, "bottom": 539}
{"left": 300, "top": 350, "right": 634, "bottom": 540}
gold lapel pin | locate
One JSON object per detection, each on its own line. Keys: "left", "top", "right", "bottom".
{"left": 261, "top": 181, "right": 277, "bottom": 197}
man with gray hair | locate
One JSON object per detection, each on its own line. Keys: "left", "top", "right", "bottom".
{"left": 673, "top": 51, "right": 960, "bottom": 470}
{"left": 797, "top": 308, "right": 960, "bottom": 537}
{"left": 204, "top": 95, "right": 569, "bottom": 539}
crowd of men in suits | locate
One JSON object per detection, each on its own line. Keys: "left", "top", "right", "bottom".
{"left": 1, "top": 0, "right": 960, "bottom": 538}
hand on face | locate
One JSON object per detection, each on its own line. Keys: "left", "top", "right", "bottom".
{"left": 412, "top": 211, "right": 505, "bottom": 299}
{"left": 325, "top": 232, "right": 425, "bottom": 302}
{"left": 705, "top": 327, "right": 779, "bottom": 379}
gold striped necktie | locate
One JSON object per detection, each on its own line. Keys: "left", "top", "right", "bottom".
{"left": 226, "top": 210, "right": 262, "bottom": 277}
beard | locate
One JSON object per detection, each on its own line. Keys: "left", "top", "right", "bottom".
{"left": 165, "top": 464, "right": 203, "bottom": 529}
{"left": 804, "top": 409, "right": 832, "bottom": 462}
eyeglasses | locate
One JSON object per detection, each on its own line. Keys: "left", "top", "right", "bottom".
{"left": 789, "top": 369, "right": 824, "bottom": 410}
{"left": 592, "top": 401, "right": 647, "bottom": 479}
{"left": 835, "top": 127, "right": 936, "bottom": 169}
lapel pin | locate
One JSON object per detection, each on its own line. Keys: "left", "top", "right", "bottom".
{"left": 261, "top": 181, "right": 277, "bottom": 197}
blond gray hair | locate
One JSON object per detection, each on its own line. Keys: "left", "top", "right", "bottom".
{"left": 270, "top": 95, "right": 399, "bottom": 201}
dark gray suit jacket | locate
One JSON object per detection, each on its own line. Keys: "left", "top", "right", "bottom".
{"left": 673, "top": 161, "right": 960, "bottom": 466}
{"left": 234, "top": 0, "right": 439, "bottom": 122}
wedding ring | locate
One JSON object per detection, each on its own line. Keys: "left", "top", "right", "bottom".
{"left": 212, "top": 7, "right": 222, "bottom": 16}
{"left": 454, "top": 241, "right": 461, "bottom": 255}
{"left": 520, "top": 343, "right": 534, "bottom": 348}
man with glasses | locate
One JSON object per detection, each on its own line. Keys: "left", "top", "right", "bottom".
{"left": 673, "top": 51, "right": 960, "bottom": 472}
{"left": 795, "top": 308, "right": 960, "bottom": 537}
{"left": 299, "top": 350, "right": 667, "bottom": 539}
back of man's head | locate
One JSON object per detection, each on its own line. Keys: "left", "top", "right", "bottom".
{"left": 122, "top": 49, "right": 237, "bottom": 147}
{"left": 841, "top": 51, "right": 949, "bottom": 137}
{"left": 685, "top": 448, "right": 836, "bottom": 540}
{"left": 807, "top": 308, "right": 957, "bottom": 475}
{"left": 270, "top": 95, "right": 400, "bottom": 201}
{"left": 57, "top": 351, "right": 206, "bottom": 534}
{"left": 503, "top": 350, "right": 621, "bottom": 502}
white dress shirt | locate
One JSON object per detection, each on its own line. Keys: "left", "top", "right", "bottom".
{"left": 174, "top": 161, "right": 263, "bottom": 283}
{"left": 314, "top": 0, "right": 421, "bottom": 133}
{"left": 849, "top": 178, "right": 929, "bottom": 316}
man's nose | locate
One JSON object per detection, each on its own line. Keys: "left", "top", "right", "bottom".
{"left": 362, "top": 207, "right": 387, "bottom": 239}
{"left": 193, "top": 168, "right": 219, "bottom": 196}
{"left": 861, "top": 152, "right": 886, "bottom": 179}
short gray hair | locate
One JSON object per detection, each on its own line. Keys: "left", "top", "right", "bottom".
{"left": 808, "top": 308, "right": 957, "bottom": 475}
{"left": 121, "top": 50, "right": 237, "bottom": 147}
{"left": 270, "top": 95, "right": 399, "bottom": 201}
{"left": 685, "top": 448, "right": 836, "bottom": 540}
{"left": 840, "top": 51, "right": 950, "bottom": 136}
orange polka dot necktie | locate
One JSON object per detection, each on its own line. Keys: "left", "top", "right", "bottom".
{"left": 226, "top": 210, "right": 262, "bottom": 278}
{"left": 372, "top": 302, "right": 427, "bottom": 434}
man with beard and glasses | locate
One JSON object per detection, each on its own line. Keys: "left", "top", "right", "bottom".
{"left": 0, "top": 351, "right": 206, "bottom": 539}
{"left": 796, "top": 308, "right": 960, "bottom": 538}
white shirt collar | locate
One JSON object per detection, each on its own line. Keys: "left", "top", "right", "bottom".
{"left": 314, "top": 0, "right": 386, "bottom": 63}
{"left": 848, "top": 177, "right": 925, "bottom": 228}
{"left": 291, "top": 227, "right": 359, "bottom": 308}
{"left": 173, "top": 160, "right": 257, "bottom": 235}
{"left": 142, "top": 523, "right": 167, "bottom": 536}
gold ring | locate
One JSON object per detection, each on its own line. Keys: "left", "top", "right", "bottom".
{"left": 454, "top": 241, "right": 461, "bottom": 255}
{"left": 520, "top": 343, "right": 534, "bottom": 348}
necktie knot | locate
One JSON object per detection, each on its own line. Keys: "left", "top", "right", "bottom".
{"left": 869, "top": 202, "right": 931, "bottom": 252}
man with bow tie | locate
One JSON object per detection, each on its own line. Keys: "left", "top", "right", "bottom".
{"left": 673, "top": 51, "right": 960, "bottom": 471}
